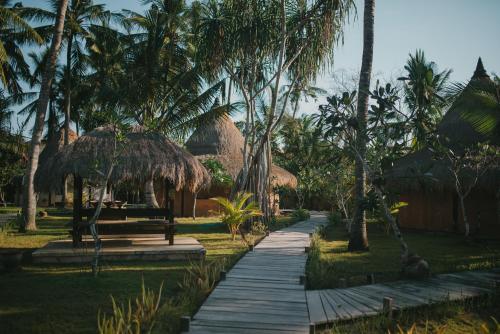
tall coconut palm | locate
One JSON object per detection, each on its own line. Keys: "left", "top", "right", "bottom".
{"left": 348, "top": 0, "right": 375, "bottom": 252}
{"left": 22, "top": 0, "right": 69, "bottom": 231}
{"left": 399, "top": 50, "right": 451, "bottom": 148}
{"left": 121, "top": 0, "right": 229, "bottom": 207}
{"left": 17, "top": 48, "right": 62, "bottom": 137}
{"left": 0, "top": 0, "right": 43, "bottom": 94}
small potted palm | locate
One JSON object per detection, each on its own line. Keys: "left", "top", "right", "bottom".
{"left": 214, "top": 193, "right": 262, "bottom": 248}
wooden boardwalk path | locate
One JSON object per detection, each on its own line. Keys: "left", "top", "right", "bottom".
{"left": 307, "top": 269, "right": 500, "bottom": 327}
{"left": 186, "top": 213, "right": 327, "bottom": 334}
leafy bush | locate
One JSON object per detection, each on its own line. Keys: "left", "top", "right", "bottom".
{"left": 305, "top": 233, "right": 334, "bottom": 289}
{"left": 250, "top": 220, "right": 267, "bottom": 235}
{"left": 291, "top": 208, "right": 310, "bottom": 221}
{"left": 98, "top": 279, "right": 163, "bottom": 334}
{"left": 213, "top": 192, "right": 262, "bottom": 240}
{"left": 328, "top": 211, "right": 342, "bottom": 226}
{"left": 178, "top": 258, "right": 226, "bottom": 304}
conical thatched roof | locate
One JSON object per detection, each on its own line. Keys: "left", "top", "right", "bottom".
{"left": 186, "top": 116, "right": 298, "bottom": 188}
{"left": 386, "top": 58, "right": 500, "bottom": 192}
{"left": 39, "top": 127, "right": 78, "bottom": 165}
{"left": 437, "top": 58, "right": 499, "bottom": 146}
{"left": 36, "top": 125, "right": 210, "bottom": 193}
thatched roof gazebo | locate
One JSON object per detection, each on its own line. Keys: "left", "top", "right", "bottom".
{"left": 37, "top": 125, "right": 210, "bottom": 193}
{"left": 36, "top": 125, "right": 210, "bottom": 245}
{"left": 185, "top": 116, "right": 297, "bottom": 189}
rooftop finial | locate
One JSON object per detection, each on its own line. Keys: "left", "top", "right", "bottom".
{"left": 472, "top": 57, "right": 489, "bottom": 79}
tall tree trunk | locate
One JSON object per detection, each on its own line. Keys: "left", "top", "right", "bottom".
{"left": 22, "top": 0, "right": 69, "bottom": 231}
{"left": 348, "top": 0, "right": 375, "bottom": 252}
{"left": 458, "top": 195, "right": 470, "bottom": 237}
{"left": 144, "top": 179, "right": 159, "bottom": 208}
{"left": 292, "top": 98, "right": 300, "bottom": 119}
{"left": 62, "top": 34, "right": 73, "bottom": 206}
{"left": 192, "top": 191, "right": 199, "bottom": 220}
{"left": 64, "top": 33, "right": 73, "bottom": 146}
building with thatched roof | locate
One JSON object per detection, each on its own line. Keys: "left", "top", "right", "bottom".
{"left": 386, "top": 58, "right": 500, "bottom": 237}
{"left": 167, "top": 116, "right": 297, "bottom": 217}
{"left": 36, "top": 127, "right": 78, "bottom": 206}
{"left": 36, "top": 125, "right": 210, "bottom": 194}
{"left": 35, "top": 125, "right": 210, "bottom": 245}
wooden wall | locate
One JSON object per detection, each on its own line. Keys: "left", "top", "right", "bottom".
{"left": 398, "top": 189, "right": 499, "bottom": 238}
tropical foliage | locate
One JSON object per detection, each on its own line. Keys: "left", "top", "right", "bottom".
{"left": 214, "top": 192, "right": 262, "bottom": 240}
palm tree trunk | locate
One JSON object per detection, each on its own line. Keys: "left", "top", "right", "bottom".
{"left": 292, "top": 98, "right": 300, "bottom": 119}
{"left": 64, "top": 33, "right": 73, "bottom": 146}
{"left": 22, "top": 0, "right": 69, "bottom": 231}
{"left": 62, "top": 33, "right": 73, "bottom": 206}
{"left": 459, "top": 195, "right": 470, "bottom": 237}
{"left": 144, "top": 179, "right": 159, "bottom": 208}
{"left": 348, "top": 0, "right": 375, "bottom": 252}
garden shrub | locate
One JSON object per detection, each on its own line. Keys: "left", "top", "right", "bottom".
{"left": 327, "top": 211, "right": 342, "bottom": 226}
{"left": 291, "top": 208, "right": 310, "bottom": 221}
{"left": 98, "top": 279, "right": 163, "bottom": 334}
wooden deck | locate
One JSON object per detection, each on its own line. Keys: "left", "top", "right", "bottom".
{"left": 307, "top": 269, "right": 500, "bottom": 328}
{"left": 32, "top": 235, "right": 205, "bottom": 263}
{"left": 186, "top": 213, "right": 327, "bottom": 334}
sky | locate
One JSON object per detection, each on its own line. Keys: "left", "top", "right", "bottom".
{"left": 14, "top": 0, "right": 500, "bottom": 132}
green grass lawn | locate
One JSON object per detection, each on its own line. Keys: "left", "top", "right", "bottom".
{"left": 0, "top": 210, "right": 299, "bottom": 334}
{"left": 309, "top": 222, "right": 500, "bottom": 333}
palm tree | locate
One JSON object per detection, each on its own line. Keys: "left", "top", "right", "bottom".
{"left": 399, "top": 50, "right": 451, "bottom": 148}
{"left": 348, "top": 0, "right": 375, "bottom": 252}
{"left": 214, "top": 192, "right": 262, "bottom": 241}
{"left": 284, "top": 79, "right": 326, "bottom": 119}
{"left": 22, "top": 0, "right": 69, "bottom": 231}
{"left": 121, "top": 1, "right": 229, "bottom": 207}
{"left": 0, "top": 0, "right": 43, "bottom": 94}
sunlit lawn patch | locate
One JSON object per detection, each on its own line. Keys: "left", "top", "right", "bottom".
{"left": 0, "top": 210, "right": 295, "bottom": 334}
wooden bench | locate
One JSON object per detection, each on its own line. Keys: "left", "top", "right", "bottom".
{"left": 73, "top": 207, "right": 176, "bottom": 246}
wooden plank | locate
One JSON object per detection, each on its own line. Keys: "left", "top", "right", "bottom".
{"left": 191, "top": 319, "right": 309, "bottom": 332}
{"left": 306, "top": 290, "right": 328, "bottom": 325}
{"left": 330, "top": 289, "right": 378, "bottom": 317}
{"left": 320, "top": 290, "right": 352, "bottom": 320}
{"left": 336, "top": 288, "right": 382, "bottom": 312}
{"left": 203, "top": 298, "right": 308, "bottom": 312}
{"left": 200, "top": 304, "right": 308, "bottom": 318}
{"left": 194, "top": 310, "right": 309, "bottom": 326}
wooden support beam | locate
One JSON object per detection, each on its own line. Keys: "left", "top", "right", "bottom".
{"left": 72, "top": 174, "right": 83, "bottom": 247}
{"left": 367, "top": 273, "right": 375, "bottom": 284}
{"left": 338, "top": 278, "right": 347, "bottom": 288}
{"left": 300, "top": 275, "right": 306, "bottom": 285}
{"left": 383, "top": 297, "right": 393, "bottom": 319}
{"left": 309, "top": 323, "right": 316, "bottom": 334}
{"left": 220, "top": 270, "right": 226, "bottom": 281}
{"left": 180, "top": 316, "right": 190, "bottom": 332}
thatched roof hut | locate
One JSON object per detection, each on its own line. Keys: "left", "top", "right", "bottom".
{"left": 185, "top": 116, "right": 298, "bottom": 188}
{"left": 38, "top": 127, "right": 78, "bottom": 166}
{"left": 36, "top": 125, "right": 210, "bottom": 193}
{"left": 386, "top": 58, "right": 500, "bottom": 192}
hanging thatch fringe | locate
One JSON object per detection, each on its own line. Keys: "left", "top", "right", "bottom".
{"left": 35, "top": 125, "right": 210, "bottom": 193}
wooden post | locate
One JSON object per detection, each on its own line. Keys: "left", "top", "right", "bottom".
{"left": 338, "top": 278, "right": 347, "bottom": 288}
{"left": 309, "top": 323, "right": 316, "bottom": 334}
{"left": 305, "top": 246, "right": 310, "bottom": 253}
{"left": 181, "top": 188, "right": 185, "bottom": 217}
{"left": 367, "top": 273, "right": 375, "bottom": 284}
{"left": 72, "top": 175, "right": 83, "bottom": 247}
{"left": 180, "top": 316, "right": 190, "bottom": 332}
{"left": 300, "top": 275, "right": 306, "bottom": 285}
{"left": 164, "top": 180, "right": 175, "bottom": 245}
{"left": 220, "top": 270, "right": 226, "bottom": 281}
{"left": 383, "top": 297, "right": 393, "bottom": 318}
